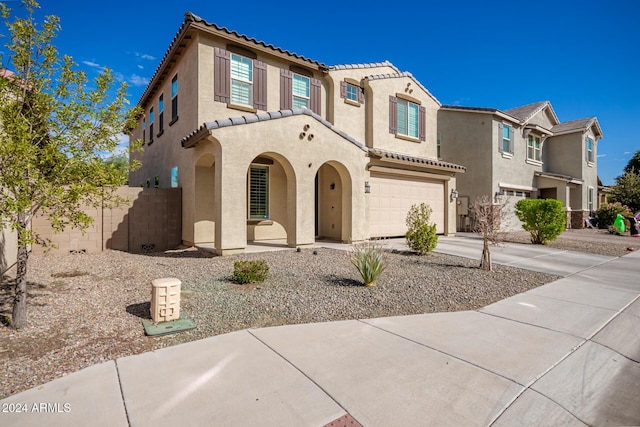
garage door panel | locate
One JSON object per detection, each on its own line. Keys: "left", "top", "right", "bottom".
{"left": 369, "top": 174, "right": 444, "bottom": 237}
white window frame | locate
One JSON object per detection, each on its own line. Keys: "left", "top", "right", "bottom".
{"left": 588, "top": 186, "right": 594, "bottom": 212}
{"left": 397, "top": 99, "right": 419, "bottom": 138}
{"left": 527, "top": 135, "right": 542, "bottom": 162}
{"left": 292, "top": 74, "right": 310, "bottom": 108}
{"left": 586, "top": 137, "right": 594, "bottom": 164}
{"left": 230, "top": 53, "right": 253, "bottom": 106}
{"left": 248, "top": 165, "right": 269, "bottom": 220}
{"left": 501, "top": 125, "right": 511, "bottom": 153}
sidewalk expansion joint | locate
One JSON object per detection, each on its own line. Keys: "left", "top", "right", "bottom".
{"left": 246, "top": 329, "right": 351, "bottom": 415}
{"left": 114, "top": 359, "right": 132, "bottom": 427}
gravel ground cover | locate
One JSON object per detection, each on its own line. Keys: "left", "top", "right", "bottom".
{"left": 0, "top": 229, "right": 634, "bottom": 397}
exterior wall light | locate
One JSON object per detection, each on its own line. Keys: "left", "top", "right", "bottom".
{"left": 364, "top": 181, "right": 371, "bottom": 193}
{"left": 450, "top": 189, "right": 459, "bottom": 200}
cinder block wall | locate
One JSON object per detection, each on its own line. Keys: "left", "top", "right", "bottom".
{"left": 32, "top": 187, "right": 182, "bottom": 254}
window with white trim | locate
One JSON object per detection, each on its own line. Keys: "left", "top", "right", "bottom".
{"left": 527, "top": 135, "right": 542, "bottom": 162}
{"left": 586, "top": 137, "right": 594, "bottom": 163}
{"left": 249, "top": 166, "right": 269, "bottom": 219}
{"left": 292, "top": 74, "right": 310, "bottom": 108}
{"left": 230, "top": 53, "right": 253, "bottom": 106}
{"left": 397, "top": 99, "right": 420, "bottom": 138}
{"left": 501, "top": 125, "right": 512, "bottom": 153}
{"left": 588, "top": 186, "right": 594, "bottom": 212}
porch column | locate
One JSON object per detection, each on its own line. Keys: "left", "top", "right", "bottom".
{"left": 214, "top": 158, "right": 247, "bottom": 256}
{"left": 295, "top": 172, "right": 315, "bottom": 248}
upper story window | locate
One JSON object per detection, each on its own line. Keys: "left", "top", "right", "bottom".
{"left": 437, "top": 132, "right": 441, "bottom": 158}
{"left": 215, "top": 47, "right": 267, "bottom": 111}
{"left": 499, "top": 124, "right": 513, "bottom": 154}
{"left": 527, "top": 135, "right": 542, "bottom": 162}
{"left": 171, "top": 75, "right": 178, "bottom": 121}
{"left": 142, "top": 117, "right": 146, "bottom": 143}
{"left": 230, "top": 53, "right": 253, "bottom": 106}
{"left": 280, "top": 69, "right": 321, "bottom": 114}
{"left": 340, "top": 80, "right": 364, "bottom": 105}
{"left": 158, "top": 94, "right": 164, "bottom": 135}
{"left": 586, "top": 137, "right": 594, "bottom": 163}
{"left": 388, "top": 95, "right": 426, "bottom": 141}
{"left": 149, "top": 107, "right": 154, "bottom": 143}
{"left": 292, "top": 74, "right": 310, "bottom": 108}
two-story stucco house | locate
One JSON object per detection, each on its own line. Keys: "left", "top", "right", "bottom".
{"left": 129, "top": 13, "right": 464, "bottom": 255}
{"left": 438, "top": 101, "right": 603, "bottom": 231}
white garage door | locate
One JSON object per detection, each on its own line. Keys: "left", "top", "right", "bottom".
{"left": 369, "top": 173, "right": 445, "bottom": 237}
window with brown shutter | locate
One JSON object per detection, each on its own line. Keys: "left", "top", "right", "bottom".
{"left": 280, "top": 69, "right": 293, "bottom": 110}
{"left": 214, "top": 47, "right": 231, "bottom": 103}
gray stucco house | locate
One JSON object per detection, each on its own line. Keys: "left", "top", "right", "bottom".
{"left": 438, "top": 101, "right": 603, "bottom": 231}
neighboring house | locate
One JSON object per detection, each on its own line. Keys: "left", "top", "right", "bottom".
{"left": 129, "top": 13, "right": 464, "bottom": 255}
{"left": 438, "top": 101, "right": 603, "bottom": 231}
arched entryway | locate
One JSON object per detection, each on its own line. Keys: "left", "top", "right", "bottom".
{"left": 315, "top": 161, "right": 352, "bottom": 242}
{"left": 194, "top": 153, "right": 216, "bottom": 244}
{"left": 246, "top": 153, "right": 296, "bottom": 247}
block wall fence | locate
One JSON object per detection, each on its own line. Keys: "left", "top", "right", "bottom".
{"left": 30, "top": 187, "right": 182, "bottom": 255}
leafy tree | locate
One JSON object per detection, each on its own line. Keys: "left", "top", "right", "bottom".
{"left": 623, "top": 149, "right": 640, "bottom": 174}
{"left": 0, "top": 1, "right": 142, "bottom": 329}
{"left": 104, "top": 152, "right": 131, "bottom": 186}
{"left": 405, "top": 203, "right": 438, "bottom": 255}
{"left": 609, "top": 171, "right": 640, "bottom": 213}
{"left": 472, "top": 195, "right": 508, "bottom": 271}
{"left": 514, "top": 199, "right": 566, "bottom": 245}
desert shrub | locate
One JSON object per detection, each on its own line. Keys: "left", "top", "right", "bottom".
{"left": 232, "top": 260, "right": 269, "bottom": 284}
{"left": 405, "top": 203, "right": 438, "bottom": 255}
{"left": 514, "top": 199, "right": 566, "bottom": 245}
{"left": 595, "top": 203, "right": 633, "bottom": 229}
{"left": 350, "top": 241, "right": 386, "bottom": 287}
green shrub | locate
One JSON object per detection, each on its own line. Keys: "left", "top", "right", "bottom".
{"left": 405, "top": 203, "right": 438, "bottom": 255}
{"left": 350, "top": 241, "right": 386, "bottom": 287}
{"left": 514, "top": 199, "right": 566, "bottom": 245}
{"left": 232, "top": 260, "right": 269, "bottom": 284}
{"left": 595, "top": 202, "right": 633, "bottom": 229}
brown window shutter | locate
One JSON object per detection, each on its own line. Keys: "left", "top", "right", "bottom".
{"left": 358, "top": 87, "right": 365, "bottom": 104}
{"left": 253, "top": 60, "right": 267, "bottom": 110}
{"left": 389, "top": 96, "right": 397, "bottom": 134}
{"left": 310, "top": 78, "right": 321, "bottom": 115}
{"left": 340, "top": 81, "right": 347, "bottom": 99}
{"left": 214, "top": 47, "right": 230, "bottom": 103}
{"left": 280, "top": 69, "right": 292, "bottom": 110}
{"left": 419, "top": 106, "right": 426, "bottom": 141}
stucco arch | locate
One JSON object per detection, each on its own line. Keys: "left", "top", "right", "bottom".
{"left": 315, "top": 160, "right": 353, "bottom": 242}
{"left": 193, "top": 152, "right": 217, "bottom": 244}
{"left": 246, "top": 151, "right": 298, "bottom": 247}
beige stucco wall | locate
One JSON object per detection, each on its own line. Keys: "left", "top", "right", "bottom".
{"left": 183, "top": 114, "right": 369, "bottom": 254}
{"left": 526, "top": 108, "right": 556, "bottom": 129}
{"left": 364, "top": 76, "right": 439, "bottom": 159}
{"left": 492, "top": 119, "right": 542, "bottom": 193}
{"left": 326, "top": 64, "right": 398, "bottom": 143}
{"left": 1, "top": 224, "right": 18, "bottom": 275}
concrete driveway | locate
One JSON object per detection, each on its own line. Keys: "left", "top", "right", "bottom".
{"left": 2, "top": 238, "right": 639, "bottom": 426}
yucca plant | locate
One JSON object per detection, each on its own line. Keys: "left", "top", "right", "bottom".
{"left": 350, "top": 241, "right": 387, "bottom": 287}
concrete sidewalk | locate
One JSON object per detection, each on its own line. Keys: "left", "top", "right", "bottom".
{"left": 2, "top": 240, "right": 639, "bottom": 426}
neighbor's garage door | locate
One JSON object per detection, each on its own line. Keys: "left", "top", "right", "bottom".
{"left": 369, "top": 173, "right": 445, "bottom": 237}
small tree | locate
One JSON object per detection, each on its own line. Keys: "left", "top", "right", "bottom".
{"left": 472, "top": 195, "right": 508, "bottom": 271}
{"left": 609, "top": 170, "right": 640, "bottom": 213}
{"left": 0, "top": 1, "right": 142, "bottom": 328}
{"left": 514, "top": 199, "right": 566, "bottom": 245}
{"left": 405, "top": 203, "right": 438, "bottom": 255}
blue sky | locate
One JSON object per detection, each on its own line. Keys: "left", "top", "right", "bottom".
{"left": 5, "top": 0, "right": 640, "bottom": 184}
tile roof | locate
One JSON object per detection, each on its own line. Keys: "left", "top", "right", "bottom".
{"left": 365, "top": 72, "right": 441, "bottom": 106}
{"left": 139, "top": 12, "right": 326, "bottom": 106}
{"left": 503, "top": 100, "right": 560, "bottom": 125}
{"left": 181, "top": 108, "right": 466, "bottom": 172}
{"left": 440, "top": 105, "right": 520, "bottom": 123}
{"left": 181, "top": 108, "right": 367, "bottom": 152}
{"left": 369, "top": 148, "right": 466, "bottom": 171}
{"left": 535, "top": 171, "right": 583, "bottom": 184}
{"left": 330, "top": 61, "right": 400, "bottom": 72}
{"left": 551, "top": 117, "right": 603, "bottom": 138}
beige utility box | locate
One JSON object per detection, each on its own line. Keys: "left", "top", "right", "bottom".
{"left": 151, "top": 278, "right": 181, "bottom": 322}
